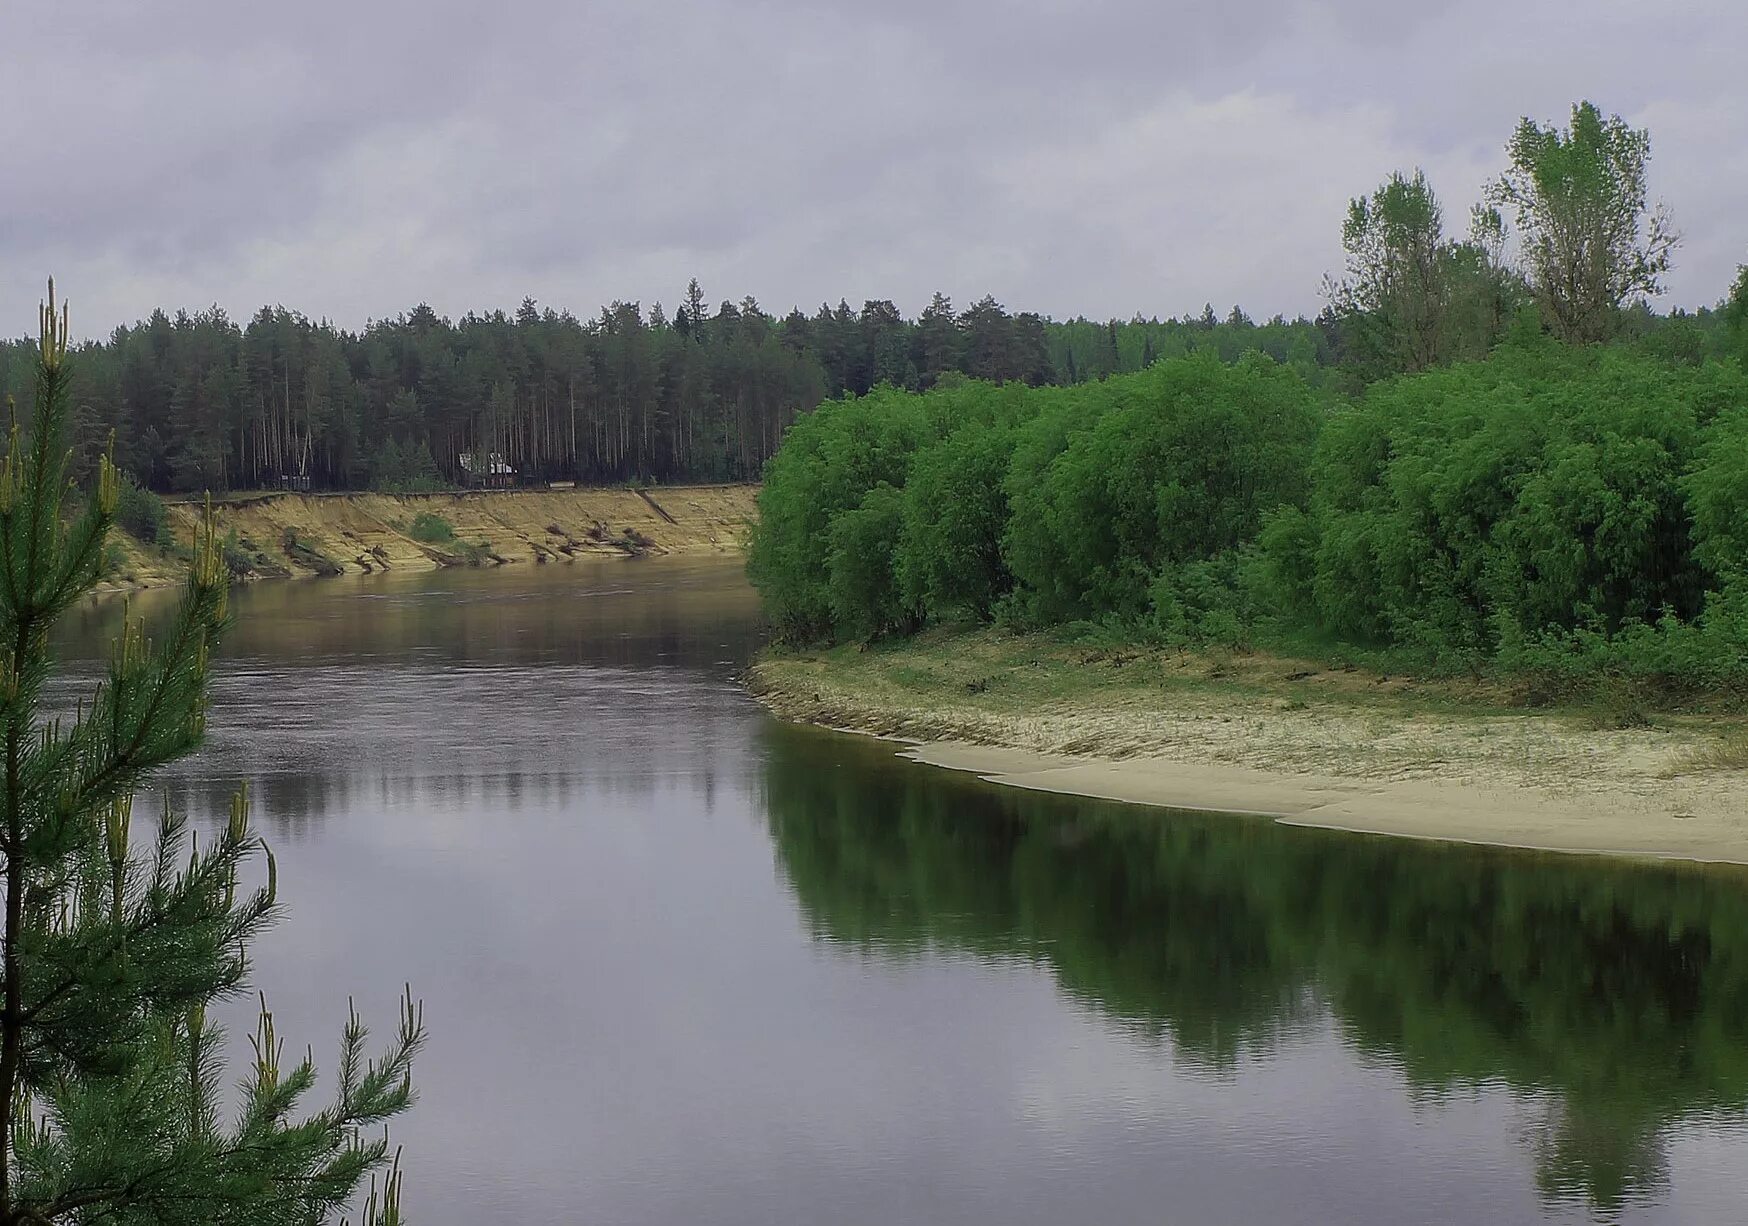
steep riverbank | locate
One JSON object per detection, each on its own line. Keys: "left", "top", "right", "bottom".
{"left": 101, "top": 484, "right": 757, "bottom": 591}
{"left": 748, "top": 629, "right": 1748, "bottom": 866}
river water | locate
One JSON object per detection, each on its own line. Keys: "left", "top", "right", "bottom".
{"left": 58, "top": 559, "right": 1748, "bottom": 1224}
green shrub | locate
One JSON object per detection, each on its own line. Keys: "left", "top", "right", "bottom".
{"left": 221, "top": 528, "right": 254, "bottom": 579}
{"left": 827, "top": 484, "right": 917, "bottom": 642}
{"left": 371, "top": 438, "right": 443, "bottom": 492}
{"left": 894, "top": 392, "right": 1030, "bottom": 622}
{"left": 1003, "top": 353, "right": 1320, "bottom": 626}
{"left": 747, "top": 387, "right": 929, "bottom": 640}
{"left": 407, "top": 512, "right": 456, "bottom": 544}
{"left": 1267, "top": 341, "right": 1745, "bottom": 672}
{"left": 115, "top": 476, "right": 172, "bottom": 548}
{"left": 1687, "top": 395, "right": 1748, "bottom": 583}
{"left": 747, "top": 332, "right": 1748, "bottom": 695}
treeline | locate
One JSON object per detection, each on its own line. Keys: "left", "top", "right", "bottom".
{"left": 748, "top": 101, "right": 1748, "bottom": 693}
{"left": 0, "top": 287, "right": 1339, "bottom": 496}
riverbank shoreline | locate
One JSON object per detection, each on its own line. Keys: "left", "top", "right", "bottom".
{"left": 97, "top": 483, "right": 757, "bottom": 594}
{"left": 747, "top": 629, "right": 1748, "bottom": 866}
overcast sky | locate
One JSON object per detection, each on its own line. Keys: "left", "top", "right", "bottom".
{"left": 4, "top": 0, "right": 1743, "bottom": 338}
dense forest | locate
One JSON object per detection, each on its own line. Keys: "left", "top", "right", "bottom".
{"left": 748, "top": 102, "right": 1748, "bottom": 692}
{"left": 0, "top": 285, "right": 1340, "bottom": 495}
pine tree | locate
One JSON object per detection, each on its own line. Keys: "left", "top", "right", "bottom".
{"left": 0, "top": 284, "right": 422, "bottom": 1224}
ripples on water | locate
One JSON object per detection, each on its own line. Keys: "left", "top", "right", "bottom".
{"left": 46, "top": 560, "right": 1748, "bottom": 1224}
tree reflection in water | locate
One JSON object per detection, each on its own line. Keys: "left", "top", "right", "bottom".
{"left": 762, "top": 723, "right": 1748, "bottom": 1214}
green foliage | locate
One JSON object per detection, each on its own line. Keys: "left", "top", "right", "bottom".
{"left": 1263, "top": 342, "right": 1742, "bottom": 674}
{"left": 895, "top": 418, "right": 1018, "bottom": 622}
{"left": 1686, "top": 396, "right": 1748, "bottom": 582}
{"left": 114, "top": 476, "right": 172, "bottom": 548}
{"left": 751, "top": 309, "right": 1748, "bottom": 695}
{"left": 0, "top": 286, "right": 421, "bottom": 1223}
{"left": 1720, "top": 267, "right": 1748, "bottom": 365}
{"left": 749, "top": 356, "right": 1318, "bottom": 646}
{"left": 1324, "top": 169, "right": 1523, "bottom": 379}
{"left": 1328, "top": 169, "right": 1455, "bottom": 374}
{"left": 0, "top": 286, "right": 1339, "bottom": 498}
{"left": 369, "top": 438, "right": 443, "bottom": 493}
{"left": 406, "top": 512, "right": 457, "bottom": 544}
{"left": 1003, "top": 354, "right": 1319, "bottom": 631}
{"left": 826, "top": 484, "right": 917, "bottom": 642}
{"left": 221, "top": 527, "right": 255, "bottom": 579}
{"left": 746, "top": 388, "right": 928, "bottom": 640}
{"left": 1488, "top": 100, "right": 1678, "bottom": 344}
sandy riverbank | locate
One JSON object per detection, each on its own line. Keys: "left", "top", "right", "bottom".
{"left": 748, "top": 630, "right": 1748, "bottom": 865}
{"left": 98, "top": 484, "right": 757, "bottom": 593}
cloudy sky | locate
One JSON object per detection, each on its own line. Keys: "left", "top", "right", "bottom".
{"left": 5, "top": 0, "right": 1743, "bottom": 338}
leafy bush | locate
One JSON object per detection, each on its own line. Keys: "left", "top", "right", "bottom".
{"left": 1003, "top": 353, "right": 1319, "bottom": 627}
{"left": 1687, "top": 397, "right": 1748, "bottom": 583}
{"left": 221, "top": 528, "right": 254, "bottom": 579}
{"left": 747, "top": 334, "right": 1748, "bottom": 694}
{"left": 407, "top": 512, "right": 457, "bottom": 543}
{"left": 828, "top": 484, "right": 917, "bottom": 642}
{"left": 115, "top": 476, "right": 172, "bottom": 548}
{"left": 1263, "top": 341, "right": 1745, "bottom": 671}
{"left": 894, "top": 393, "right": 1030, "bottom": 623}
{"left": 747, "top": 387, "right": 928, "bottom": 640}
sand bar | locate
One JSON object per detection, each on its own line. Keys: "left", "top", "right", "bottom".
{"left": 750, "top": 637, "right": 1748, "bottom": 866}
{"left": 904, "top": 741, "right": 1748, "bottom": 865}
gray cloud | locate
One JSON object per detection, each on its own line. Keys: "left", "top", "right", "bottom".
{"left": 2, "top": 0, "right": 1741, "bottom": 337}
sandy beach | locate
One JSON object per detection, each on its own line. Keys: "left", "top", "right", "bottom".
{"left": 750, "top": 631, "right": 1748, "bottom": 865}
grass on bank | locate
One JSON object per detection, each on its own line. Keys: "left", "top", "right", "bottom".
{"left": 751, "top": 624, "right": 1748, "bottom": 772}
{"left": 1673, "top": 727, "right": 1748, "bottom": 774}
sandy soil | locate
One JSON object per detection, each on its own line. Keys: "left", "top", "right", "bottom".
{"left": 103, "top": 484, "right": 757, "bottom": 591}
{"left": 750, "top": 635, "right": 1748, "bottom": 865}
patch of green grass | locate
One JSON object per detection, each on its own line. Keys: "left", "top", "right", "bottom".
{"left": 886, "top": 665, "right": 938, "bottom": 690}
{"left": 407, "top": 512, "right": 456, "bottom": 544}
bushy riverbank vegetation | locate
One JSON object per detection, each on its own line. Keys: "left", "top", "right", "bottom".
{"left": 749, "top": 102, "right": 1748, "bottom": 700}
{"left": 750, "top": 338, "right": 1748, "bottom": 696}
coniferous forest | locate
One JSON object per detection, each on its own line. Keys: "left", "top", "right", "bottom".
{"left": 748, "top": 102, "right": 1748, "bottom": 694}
{"left": 0, "top": 286, "right": 1331, "bottom": 495}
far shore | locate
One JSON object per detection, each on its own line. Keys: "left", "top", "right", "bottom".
{"left": 748, "top": 630, "right": 1748, "bottom": 867}
{"left": 97, "top": 483, "right": 756, "bottom": 595}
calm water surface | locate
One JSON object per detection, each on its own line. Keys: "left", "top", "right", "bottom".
{"left": 58, "top": 560, "right": 1748, "bottom": 1224}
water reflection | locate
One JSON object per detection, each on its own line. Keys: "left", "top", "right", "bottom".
{"left": 39, "top": 559, "right": 1748, "bottom": 1223}
{"left": 762, "top": 722, "right": 1748, "bottom": 1214}
{"left": 61, "top": 561, "right": 766, "bottom": 838}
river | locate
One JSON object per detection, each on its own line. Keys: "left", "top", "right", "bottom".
{"left": 58, "top": 559, "right": 1748, "bottom": 1224}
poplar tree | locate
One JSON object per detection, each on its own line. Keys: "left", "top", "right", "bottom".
{"left": 1488, "top": 100, "right": 1679, "bottom": 344}
{"left": 1325, "top": 169, "right": 1452, "bottom": 374}
{"left": 0, "top": 284, "right": 421, "bottom": 1225}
